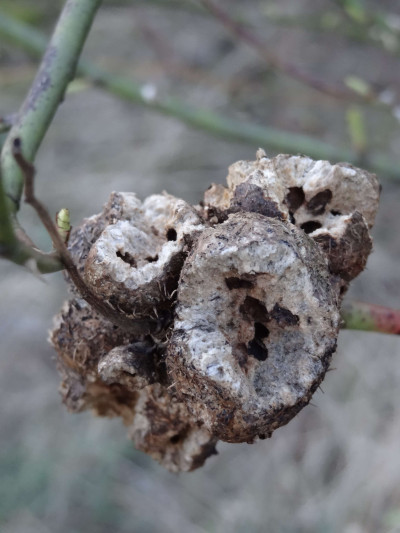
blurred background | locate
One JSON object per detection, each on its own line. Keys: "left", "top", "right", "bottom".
{"left": 1, "top": 1, "right": 400, "bottom": 532}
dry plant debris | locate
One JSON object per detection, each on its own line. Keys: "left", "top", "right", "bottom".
{"left": 51, "top": 150, "right": 380, "bottom": 471}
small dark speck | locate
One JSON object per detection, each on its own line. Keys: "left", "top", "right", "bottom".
{"left": 13, "top": 137, "right": 21, "bottom": 149}
{"left": 300, "top": 221, "right": 322, "bottom": 234}
{"left": 166, "top": 228, "right": 177, "bottom": 241}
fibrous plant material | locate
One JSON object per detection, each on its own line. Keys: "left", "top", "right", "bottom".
{"left": 51, "top": 151, "right": 380, "bottom": 471}
{"left": 51, "top": 298, "right": 217, "bottom": 472}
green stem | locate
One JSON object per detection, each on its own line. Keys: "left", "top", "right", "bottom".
{"left": 341, "top": 301, "right": 400, "bottom": 335}
{"left": 0, "top": 167, "right": 62, "bottom": 272}
{"left": 0, "top": 0, "right": 102, "bottom": 214}
{"left": 0, "top": 167, "right": 18, "bottom": 256}
{"left": 0, "top": 9, "right": 398, "bottom": 181}
{"left": 0, "top": 1, "right": 101, "bottom": 273}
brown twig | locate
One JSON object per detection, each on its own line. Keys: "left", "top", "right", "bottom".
{"left": 12, "top": 137, "right": 158, "bottom": 336}
{"left": 200, "top": 0, "right": 375, "bottom": 103}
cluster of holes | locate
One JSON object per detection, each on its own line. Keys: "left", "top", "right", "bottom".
{"left": 285, "top": 187, "right": 335, "bottom": 234}
{"left": 224, "top": 272, "right": 300, "bottom": 364}
{"left": 116, "top": 228, "right": 178, "bottom": 267}
{"left": 117, "top": 250, "right": 160, "bottom": 265}
{"left": 238, "top": 298, "right": 299, "bottom": 361}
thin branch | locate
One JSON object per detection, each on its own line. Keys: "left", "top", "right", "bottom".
{"left": 0, "top": 0, "right": 103, "bottom": 215}
{"left": 262, "top": 10, "right": 400, "bottom": 59}
{"left": 0, "top": 11, "right": 399, "bottom": 181}
{"left": 199, "top": 0, "right": 374, "bottom": 103}
{"left": 12, "top": 139, "right": 158, "bottom": 334}
{"left": 341, "top": 301, "right": 400, "bottom": 335}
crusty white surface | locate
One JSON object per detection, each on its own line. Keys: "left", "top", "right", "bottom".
{"left": 169, "top": 212, "right": 340, "bottom": 441}
{"left": 84, "top": 192, "right": 205, "bottom": 313}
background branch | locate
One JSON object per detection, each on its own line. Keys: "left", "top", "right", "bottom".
{"left": 199, "top": 0, "right": 377, "bottom": 103}
{"left": 0, "top": 10, "right": 399, "bottom": 181}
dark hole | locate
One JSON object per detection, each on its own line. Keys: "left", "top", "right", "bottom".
{"left": 285, "top": 187, "right": 305, "bottom": 211}
{"left": 300, "top": 220, "right": 322, "bottom": 234}
{"left": 248, "top": 338, "right": 269, "bottom": 361}
{"left": 116, "top": 250, "right": 137, "bottom": 267}
{"left": 170, "top": 434, "right": 181, "bottom": 444}
{"left": 307, "top": 189, "right": 332, "bottom": 215}
{"left": 13, "top": 137, "right": 22, "bottom": 150}
{"left": 271, "top": 303, "right": 299, "bottom": 326}
{"left": 225, "top": 277, "right": 254, "bottom": 290}
{"left": 166, "top": 228, "right": 177, "bottom": 241}
{"left": 247, "top": 322, "right": 269, "bottom": 361}
{"left": 254, "top": 322, "right": 270, "bottom": 339}
{"left": 289, "top": 212, "right": 296, "bottom": 224}
{"left": 145, "top": 255, "right": 159, "bottom": 263}
{"left": 330, "top": 209, "right": 341, "bottom": 216}
{"left": 240, "top": 296, "right": 269, "bottom": 322}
